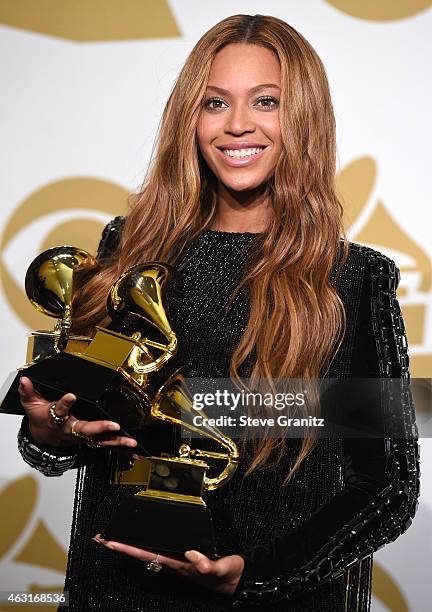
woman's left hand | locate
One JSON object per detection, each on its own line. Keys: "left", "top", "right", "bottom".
{"left": 93, "top": 534, "right": 244, "bottom": 595}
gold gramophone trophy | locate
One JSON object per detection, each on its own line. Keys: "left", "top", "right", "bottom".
{"left": 1, "top": 262, "right": 179, "bottom": 443}
{"left": 0, "top": 246, "right": 93, "bottom": 414}
{"left": 103, "top": 370, "right": 239, "bottom": 557}
{"left": 1, "top": 247, "right": 239, "bottom": 557}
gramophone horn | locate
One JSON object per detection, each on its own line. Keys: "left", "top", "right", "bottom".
{"left": 25, "top": 246, "right": 92, "bottom": 320}
{"left": 107, "top": 263, "right": 175, "bottom": 340}
{"left": 151, "top": 371, "right": 239, "bottom": 491}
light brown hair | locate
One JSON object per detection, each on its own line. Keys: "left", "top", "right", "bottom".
{"left": 73, "top": 14, "right": 348, "bottom": 482}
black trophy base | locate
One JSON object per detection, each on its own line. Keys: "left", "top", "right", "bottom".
{"left": 102, "top": 495, "right": 218, "bottom": 559}
{"left": 0, "top": 353, "right": 152, "bottom": 451}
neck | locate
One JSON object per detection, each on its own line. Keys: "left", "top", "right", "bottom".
{"left": 210, "top": 183, "right": 271, "bottom": 233}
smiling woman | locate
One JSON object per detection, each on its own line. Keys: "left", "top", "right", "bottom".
{"left": 197, "top": 44, "right": 283, "bottom": 208}
{"left": 15, "top": 13, "right": 419, "bottom": 612}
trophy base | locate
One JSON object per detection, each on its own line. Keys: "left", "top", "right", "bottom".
{"left": 0, "top": 352, "right": 150, "bottom": 446}
{"left": 102, "top": 495, "right": 218, "bottom": 559}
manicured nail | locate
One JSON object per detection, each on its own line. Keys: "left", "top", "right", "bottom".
{"left": 93, "top": 535, "right": 114, "bottom": 549}
{"left": 185, "top": 550, "right": 201, "bottom": 562}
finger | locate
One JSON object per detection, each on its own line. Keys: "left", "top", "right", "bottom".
{"left": 53, "top": 393, "right": 77, "bottom": 418}
{"left": 97, "top": 436, "right": 138, "bottom": 448}
{"left": 65, "top": 419, "right": 137, "bottom": 448}
{"left": 17, "top": 377, "right": 37, "bottom": 403}
{"left": 92, "top": 537, "right": 186, "bottom": 570}
{"left": 78, "top": 420, "right": 122, "bottom": 437}
{"left": 65, "top": 419, "right": 120, "bottom": 437}
{"left": 184, "top": 550, "right": 212, "bottom": 575}
{"left": 79, "top": 422, "right": 137, "bottom": 448}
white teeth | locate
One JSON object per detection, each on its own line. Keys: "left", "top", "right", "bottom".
{"left": 222, "top": 147, "right": 264, "bottom": 158}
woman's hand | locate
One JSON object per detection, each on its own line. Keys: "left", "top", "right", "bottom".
{"left": 18, "top": 376, "right": 138, "bottom": 450}
{"left": 93, "top": 534, "right": 244, "bottom": 596}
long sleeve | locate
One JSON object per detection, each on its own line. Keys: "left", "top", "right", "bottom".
{"left": 232, "top": 248, "right": 420, "bottom": 608}
{"left": 18, "top": 414, "right": 80, "bottom": 476}
{"left": 16, "top": 216, "right": 126, "bottom": 476}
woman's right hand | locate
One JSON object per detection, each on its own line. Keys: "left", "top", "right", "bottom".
{"left": 18, "top": 376, "right": 137, "bottom": 450}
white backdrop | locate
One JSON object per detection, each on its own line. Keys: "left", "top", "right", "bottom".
{"left": 0, "top": 2, "right": 431, "bottom": 611}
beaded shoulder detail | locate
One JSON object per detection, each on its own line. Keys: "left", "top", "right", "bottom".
{"left": 95, "top": 215, "right": 126, "bottom": 262}
{"left": 232, "top": 244, "right": 420, "bottom": 608}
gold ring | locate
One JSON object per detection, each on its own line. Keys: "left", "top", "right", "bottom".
{"left": 71, "top": 419, "right": 87, "bottom": 440}
{"left": 71, "top": 420, "right": 101, "bottom": 448}
{"left": 48, "top": 403, "right": 69, "bottom": 426}
{"left": 85, "top": 437, "right": 102, "bottom": 449}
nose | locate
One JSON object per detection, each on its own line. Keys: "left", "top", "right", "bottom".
{"left": 224, "top": 103, "right": 255, "bottom": 135}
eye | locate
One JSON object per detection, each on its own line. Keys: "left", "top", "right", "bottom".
{"left": 203, "top": 97, "right": 227, "bottom": 110}
{"left": 255, "top": 96, "right": 279, "bottom": 109}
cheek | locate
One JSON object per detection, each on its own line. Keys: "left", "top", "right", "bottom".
{"left": 197, "top": 116, "right": 214, "bottom": 147}
{"left": 196, "top": 115, "right": 208, "bottom": 150}
{"left": 265, "top": 116, "right": 282, "bottom": 145}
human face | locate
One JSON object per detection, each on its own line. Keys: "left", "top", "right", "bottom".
{"left": 197, "top": 43, "right": 282, "bottom": 193}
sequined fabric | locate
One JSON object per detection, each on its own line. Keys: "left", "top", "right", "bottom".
{"left": 232, "top": 248, "right": 420, "bottom": 608}
{"left": 17, "top": 217, "right": 420, "bottom": 611}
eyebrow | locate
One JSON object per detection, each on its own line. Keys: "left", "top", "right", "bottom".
{"left": 206, "top": 83, "right": 281, "bottom": 95}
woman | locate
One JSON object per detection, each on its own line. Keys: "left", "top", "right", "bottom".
{"left": 16, "top": 14, "right": 419, "bottom": 611}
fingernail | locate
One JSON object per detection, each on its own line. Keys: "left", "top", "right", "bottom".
{"left": 93, "top": 535, "right": 114, "bottom": 549}
{"left": 185, "top": 550, "right": 201, "bottom": 562}
{"left": 108, "top": 423, "right": 120, "bottom": 431}
{"left": 64, "top": 396, "right": 76, "bottom": 405}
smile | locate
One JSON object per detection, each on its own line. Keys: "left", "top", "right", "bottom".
{"left": 216, "top": 146, "right": 268, "bottom": 167}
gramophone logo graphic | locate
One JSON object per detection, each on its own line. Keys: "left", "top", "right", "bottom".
{"left": 337, "top": 156, "right": 431, "bottom": 380}
{"left": 0, "top": 475, "right": 68, "bottom": 611}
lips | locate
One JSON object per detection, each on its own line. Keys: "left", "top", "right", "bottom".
{"left": 215, "top": 145, "right": 269, "bottom": 167}
{"left": 216, "top": 142, "right": 269, "bottom": 150}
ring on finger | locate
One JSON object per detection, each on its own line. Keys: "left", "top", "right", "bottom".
{"left": 71, "top": 420, "right": 101, "bottom": 449}
{"left": 49, "top": 403, "right": 69, "bottom": 426}
{"left": 71, "top": 419, "right": 88, "bottom": 441}
{"left": 85, "top": 437, "right": 102, "bottom": 449}
{"left": 145, "top": 554, "right": 163, "bottom": 573}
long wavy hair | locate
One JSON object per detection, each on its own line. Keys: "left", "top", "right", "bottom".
{"left": 72, "top": 14, "right": 348, "bottom": 482}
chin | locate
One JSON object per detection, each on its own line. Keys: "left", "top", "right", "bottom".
{"left": 222, "top": 177, "right": 267, "bottom": 192}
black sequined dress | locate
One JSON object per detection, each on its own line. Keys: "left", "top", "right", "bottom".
{"left": 17, "top": 217, "right": 420, "bottom": 611}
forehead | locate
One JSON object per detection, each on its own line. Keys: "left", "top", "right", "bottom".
{"left": 207, "top": 43, "right": 280, "bottom": 89}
